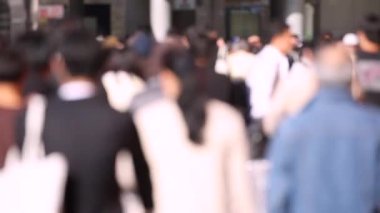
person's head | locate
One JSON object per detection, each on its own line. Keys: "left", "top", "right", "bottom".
{"left": 299, "top": 42, "right": 315, "bottom": 62}
{"left": 13, "top": 31, "right": 54, "bottom": 94}
{"left": 248, "top": 35, "right": 262, "bottom": 53}
{"left": 103, "top": 49, "right": 146, "bottom": 80}
{"left": 201, "top": 24, "right": 219, "bottom": 42}
{"left": 153, "top": 42, "right": 207, "bottom": 143}
{"left": 357, "top": 14, "right": 380, "bottom": 52}
{"left": 14, "top": 31, "right": 52, "bottom": 73}
{"left": 51, "top": 29, "right": 104, "bottom": 83}
{"left": 151, "top": 42, "right": 194, "bottom": 99}
{"left": 266, "top": 21, "right": 297, "bottom": 55}
{"left": 186, "top": 26, "right": 218, "bottom": 50}
{"left": 0, "top": 49, "right": 24, "bottom": 84}
{"left": 319, "top": 32, "right": 334, "bottom": 42}
{"left": 189, "top": 34, "right": 215, "bottom": 69}
{"left": 231, "top": 40, "right": 250, "bottom": 53}
{"left": 316, "top": 42, "right": 353, "bottom": 86}
{"left": 127, "top": 31, "right": 155, "bottom": 58}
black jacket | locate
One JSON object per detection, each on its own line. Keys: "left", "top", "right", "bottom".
{"left": 17, "top": 93, "right": 153, "bottom": 213}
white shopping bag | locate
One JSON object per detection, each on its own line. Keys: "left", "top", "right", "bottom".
{"left": 0, "top": 94, "right": 68, "bottom": 213}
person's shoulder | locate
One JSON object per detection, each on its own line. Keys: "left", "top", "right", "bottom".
{"left": 133, "top": 96, "right": 178, "bottom": 120}
{"left": 288, "top": 62, "right": 317, "bottom": 81}
{"left": 256, "top": 47, "right": 269, "bottom": 60}
{"left": 241, "top": 51, "right": 256, "bottom": 59}
{"left": 245, "top": 52, "right": 257, "bottom": 63}
{"left": 290, "top": 61, "right": 305, "bottom": 72}
{"left": 208, "top": 99, "right": 238, "bottom": 114}
{"left": 274, "top": 105, "right": 316, "bottom": 138}
{"left": 207, "top": 100, "right": 243, "bottom": 126}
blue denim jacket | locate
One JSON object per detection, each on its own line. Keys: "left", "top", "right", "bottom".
{"left": 268, "top": 87, "right": 380, "bottom": 213}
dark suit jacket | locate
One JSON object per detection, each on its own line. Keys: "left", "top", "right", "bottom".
{"left": 17, "top": 93, "right": 153, "bottom": 213}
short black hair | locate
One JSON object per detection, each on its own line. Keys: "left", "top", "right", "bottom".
{"left": 162, "top": 46, "right": 194, "bottom": 78}
{"left": 14, "top": 31, "right": 52, "bottom": 73}
{"left": 190, "top": 35, "right": 212, "bottom": 58}
{"left": 57, "top": 29, "right": 103, "bottom": 77}
{"left": 265, "top": 20, "right": 290, "bottom": 43}
{"left": 0, "top": 49, "right": 24, "bottom": 82}
{"left": 103, "top": 49, "right": 146, "bottom": 80}
{"left": 359, "top": 14, "right": 380, "bottom": 44}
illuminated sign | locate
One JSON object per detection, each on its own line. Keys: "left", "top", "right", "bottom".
{"left": 39, "top": 5, "right": 65, "bottom": 19}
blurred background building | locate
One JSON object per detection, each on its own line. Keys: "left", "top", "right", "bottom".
{"left": 1, "top": 0, "right": 380, "bottom": 41}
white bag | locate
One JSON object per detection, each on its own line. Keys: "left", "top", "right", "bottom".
{"left": 0, "top": 94, "right": 68, "bottom": 213}
{"left": 102, "top": 70, "right": 145, "bottom": 112}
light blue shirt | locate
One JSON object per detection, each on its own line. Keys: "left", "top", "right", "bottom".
{"left": 268, "top": 86, "right": 380, "bottom": 213}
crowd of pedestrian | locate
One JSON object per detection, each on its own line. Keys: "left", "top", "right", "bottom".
{"left": 0, "top": 13, "right": 380, "bottom": 213}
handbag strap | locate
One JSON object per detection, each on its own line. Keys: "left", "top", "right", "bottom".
{"left": 22, "top": 94, "right": 47, "bottom": 160}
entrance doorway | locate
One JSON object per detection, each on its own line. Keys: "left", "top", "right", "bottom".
{"left": 84, "top": 4, "right": 110, "bottom": 36}
{"left": 225, "top": 5, "right": 266, "bottom": 39}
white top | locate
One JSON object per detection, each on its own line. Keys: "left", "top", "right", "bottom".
{"left": 227, "top": 51, "right": 256, "bottom": 81}
{"left": 246, "top": 45, "right": 290, "bottom": 119}
{"left": 134, "top": 99, "right": 255, "bottom": 213}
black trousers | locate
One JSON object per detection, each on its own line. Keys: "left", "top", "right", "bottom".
{"left": 248, "top": 119, "right": 269, "bottom": 160}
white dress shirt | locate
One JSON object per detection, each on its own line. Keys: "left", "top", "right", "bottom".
{"left": 227, "top": 50, "right": 256, "bottom": 81}
{"left": 246, "top": 45, "right": 290, "bottom": 119}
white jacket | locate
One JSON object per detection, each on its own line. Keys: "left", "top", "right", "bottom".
{"left": 134, "top": 98, "right": 255, "bottom": 213}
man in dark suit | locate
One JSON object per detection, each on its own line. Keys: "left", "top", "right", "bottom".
{"left": 17, "top": 29, "right": 153, "bottom": 213}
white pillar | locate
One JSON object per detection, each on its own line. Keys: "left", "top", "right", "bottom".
{"left": 30, "top": 0, "right": 39, "bottom": 30}
{"left": 285, "top": 0, "right": 304, "bottom": 40}
{"left": 150, "top": 0, "right": 171, "bottom": 42}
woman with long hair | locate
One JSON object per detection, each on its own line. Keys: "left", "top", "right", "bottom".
{"left": 133, "top": 40, "right": 255, "bottom": 213}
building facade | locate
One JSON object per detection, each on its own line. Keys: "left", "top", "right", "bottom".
{"left": 3, "top": 0, "right": 380, "bottom": 40}
{"left": 38, "top": 0, "right": 128, "bottom": 37}
{"left": 319, "top": 0, "right": 380, "bottom": 36}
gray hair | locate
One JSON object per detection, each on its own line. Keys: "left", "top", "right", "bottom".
{"left": 315, "top": 42, "right": 353, "bottom": 86}
{"left": 317, "top": 63, "right": 353, "bottom": 85}
{"left": 231, "top": 40, "right": 249, "bottom": 52}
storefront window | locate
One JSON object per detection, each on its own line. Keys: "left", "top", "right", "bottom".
{"left": 229, "top": 9, "right": 259, "bottom": 38}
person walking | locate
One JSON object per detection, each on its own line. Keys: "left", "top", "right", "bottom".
{"left": 268, "top": 42, "right": 380, "bottom": 213}
{"left": 133, "top": 42, "right": 254, "bottom": 213}
{"left": 17, "top": 29, "right": 153, "bottom": 213}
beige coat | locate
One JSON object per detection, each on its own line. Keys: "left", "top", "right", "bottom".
{"left": 134, "top": 98, "right": 255, "bottom": 213}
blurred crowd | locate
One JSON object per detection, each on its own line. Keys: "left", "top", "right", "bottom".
{"left": 0, "top": 13, "right": 380, "bottom": 213}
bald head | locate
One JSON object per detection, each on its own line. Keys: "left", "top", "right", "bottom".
{"left": 316, "top": 42, "right": 353, "bottom": 86}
